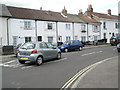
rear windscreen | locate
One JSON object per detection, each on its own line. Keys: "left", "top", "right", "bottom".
{"left": 21, "top": 43, "right": 36, "bottom": 49}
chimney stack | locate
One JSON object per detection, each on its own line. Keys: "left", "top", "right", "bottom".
{"left": 108, "top": 9, "right": 111, "bottom": 15}
{"left": 78, "top": 9, "right": 83, "bottom": 16}
{"left": 87, "top": 4, "right": 93, "bottom": 12}
{"left": 62, "top": 6, "right": 67, "bottom": 16}
{"left": 40, "top": 7, "right": 42, "bottom": 10}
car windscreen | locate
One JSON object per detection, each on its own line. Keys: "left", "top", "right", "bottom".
{"left": 20, "top": 43, "right": 36, "bottom": 49}
{"left": 62, "top": 41, "right": 69, "bottom": 45}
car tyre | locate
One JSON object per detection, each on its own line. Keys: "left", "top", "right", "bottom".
{"left": 79, "top": 47, "right": 82, "bottom": 51}
{"left": 65, "top": 48, "right": 68, "bottom": 52}
{"left": 19, "top": 60, "right": 25, "bottom": 64}
{"left": 36, "top": 56, "right": 43, "bottom": 66}
{"left": 57, "top": 53, "right": 61, "bottom": 59}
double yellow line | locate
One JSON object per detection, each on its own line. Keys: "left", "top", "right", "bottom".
{"left": 60, "top": 56, "right": 117, "bottom": 90}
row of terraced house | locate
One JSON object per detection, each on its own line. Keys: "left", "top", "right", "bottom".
{"left": 0, "top": 4, "right": 119, "bottom": 46}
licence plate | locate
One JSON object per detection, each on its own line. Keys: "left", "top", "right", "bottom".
{"left": 21, "top": 57, "right": 28, "bottom": 59}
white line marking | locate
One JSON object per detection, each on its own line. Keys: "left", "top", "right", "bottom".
{"left": 21, "top": 66, "right": 33, "bottom": 69}
{"left": 81, "top": 52, "right": 96, "bottom": 56}
{"left": 96, "top": 51, "right": 103, "bottom": 53}
{"left": 4, "top": 60, "right": 16, "bottom": 64}
{"left": 81, "top": 51, "right": 103, "bottom": 56}
{"left": 113, "top": 48, "right": 116, "bottom": 50}
{"left": 45, "top": 58, "right": 67, "bottom": 64}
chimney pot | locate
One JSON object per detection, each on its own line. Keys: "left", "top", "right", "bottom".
{"left": 108, "top": 9, "right": 111, "bottom": 15}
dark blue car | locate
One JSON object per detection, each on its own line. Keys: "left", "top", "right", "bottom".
{"left": 58, "top": 40, "right": 83, "bottom": 52}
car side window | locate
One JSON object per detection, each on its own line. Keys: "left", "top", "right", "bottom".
{"left": 46, "top": 43, "right": 54, "bottom": 48}
{"left": 39, "top": 43, "right": 47, "bottom": 48}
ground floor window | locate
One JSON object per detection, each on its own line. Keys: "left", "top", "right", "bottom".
{"left": 75, "top": 36, "right": 78, "bottom": 40}
{"left": 58, "top": 36, "right": 62, "bottom": 42}
{"left": 48, "top": 36, "right": 53, "bottom": 43}
{"left": 81, "top": 36, "right": 86, "bottom": 42}
{"left": 66, "top": 36, "right": 71, "bottom": 41}
{"left": 13, "top": 36, "right": 18, "bottom": 46}
{"left": 38, "top": 36, "right": 42, "bottom": 41}
{"left": 25, "top": 37, "right": 31, "bottom": 43}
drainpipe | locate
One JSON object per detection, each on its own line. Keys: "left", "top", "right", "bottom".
{"left": 87, "top": 23, "right": 89, "bottom": 41}
{"left": 99, "top": 23, "right": 102, "bottom": 40}
{"left": 35, "top": 20, "right": 38, "bottom": 42}
{"left": 72, "top": 22, "right": 74, "bottom": 40}
{"left": 7, "top": 18, "right": 10, "bottom": 45}
{"left": 56, "top": 21, "right": 58, "bottom": 45}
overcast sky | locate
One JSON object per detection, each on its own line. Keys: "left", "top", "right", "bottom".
{"left": 0, "top": 0, "right": 119, "bottom": 15}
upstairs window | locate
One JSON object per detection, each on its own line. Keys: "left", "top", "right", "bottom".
{"left": 81, "top": 24, "right": 86, "bottom": 30}
{"left": 66, "top": 24, "right": 70, "bottom": 30}
{"left": 103, "top": 22, "right": 107, "bottom": 30}
{"left": 48, "top": 23, "right": 53, "bottom": 29}
{"left": 115, "top": 23, "right": 118, "bottom": 29}
{"left": 93, "top": 25, "right": 99, "bottom": 32}
{"left": 24, "top": 21, "right": 32, "bottom": 30}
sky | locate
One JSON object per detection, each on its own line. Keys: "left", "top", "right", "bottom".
{"left": 0, "top": 0, "right": 119, "bottom": 15}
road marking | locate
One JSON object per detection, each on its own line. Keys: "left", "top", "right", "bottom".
{"left": 3, "top": 59, "right": 16, "bottom": 64}
{"left": 81, "top": 52, "right": 96, "bottom": 56}
{"left": 96, "top": 51, "right": 103, "bottom": 53}
{"left": 60, "top": 56, "right": 118, "bottom": 89}
{"left": 45, "top": 58, "right": 67, "bottom": 64}
{"left": 113, "top": 48, "right": 116, "bottom": 51}
{"left": 21, "top": 66, "right": 33, "bottom": 69}
{"left": 81, "top": 51, "right": 103, "bottom": 56}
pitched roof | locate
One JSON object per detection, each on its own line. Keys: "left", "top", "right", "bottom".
{"left": 0, "top": 4, "right": 11, "bottom": 17}
{"left": 92, "top": 12, "right": 118, "bottom": 20}
{"left": 79, "top": 15, "right": 100, "bottom": 23}
{"left": 7, "top": 6, "right": 72, "bottom": 22}
{"left": 67, "top": 14, "right": 84, "bottom": 23}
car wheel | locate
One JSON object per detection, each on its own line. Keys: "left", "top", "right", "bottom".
{"left": 65, "top": 48, "right": 68, "bottom": 52}
{"left": 79, "top": 47, "right": 82, "bottom": 51}
{"left": 57, "top": 53, "right": 61, "bottom": 59}
{"left": 36, "top": 56, "right": 43, "bottom": 66}
{"left": 19, "top": 60, "right": 25, "bottom": 64}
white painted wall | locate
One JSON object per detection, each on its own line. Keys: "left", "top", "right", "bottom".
{"left": 100, "top": 19, "right": 118, "bottom": 43}
{"left": 88, "top": 24, "right": 100, "bottom": 41}
{"left": 8, "top": 18, "right": 36, "bottom": 45}
{"left": 0, "top": 17, "right": 8, "bottom": 46}
{"left": 37, "top": 21, "right": 57, "bottom": 43}
{"left": 58, "top": 22, "right": 73, "bottom": 42}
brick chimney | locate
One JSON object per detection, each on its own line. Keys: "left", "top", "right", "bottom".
{"left": 108, "top": 9, "right": 111, "bottom": 15}
{"left": 40, "top": 7, "right": 42, "bottom": 10}
{"left": 87, "top": 4, "right": 93, "bottom": 12}
{"left": 78, "top": 9, "right": 83, "bottom": 16}
{"left": 62, "top": 6, "right": 67, "bottom": 16}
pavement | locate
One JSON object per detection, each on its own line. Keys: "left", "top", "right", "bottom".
{"left": 75, "top": 56, "right": 118, "bottom": 88}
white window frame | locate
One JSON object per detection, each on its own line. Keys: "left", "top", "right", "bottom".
{"left": 24, "top": 21, "right": 32, "bottom": 30}
{"left": 47, "top": 23, "right": 53, "bottom": 30}
{"left": 66, "top": 24, "right": 71, "bottom": 30}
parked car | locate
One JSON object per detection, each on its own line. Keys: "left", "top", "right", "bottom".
{"left": 58, "top": 40, "right": 83, "bottom": 52}
{"left": 14, "top": 43, "right": 23, "bottom": 56}
{"left": 17, "top": 42, "right": 61, "bottom": 66}
{"left": 117, "top": 43, "right": 120, "bottom": 52}
{"left": 110, "top": 35, "right": 120, "bottom": 46}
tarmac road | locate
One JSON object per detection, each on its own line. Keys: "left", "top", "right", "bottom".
{"left": 1, "top": 45, "right": 118, "bottom": 89}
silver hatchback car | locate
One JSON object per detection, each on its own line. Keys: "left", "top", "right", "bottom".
{"left": 17, "top": 42, "right": 61, "bottom": 66}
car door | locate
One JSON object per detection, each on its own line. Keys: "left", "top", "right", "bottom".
{"left": 68, "top": 40, "right": 76, "bottom": 50}
{"left": 46, "top": 43, "right": 58, "bottom": 59}
{"left": 38, "top": 42, "right": 50, "bottom": 60}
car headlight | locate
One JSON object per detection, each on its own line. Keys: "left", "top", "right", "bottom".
{"left": 117, "top": 44, "right": 120, "bottom": 47}
{"left": 61, "top": 46, "right": 64, "bottom": 49}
